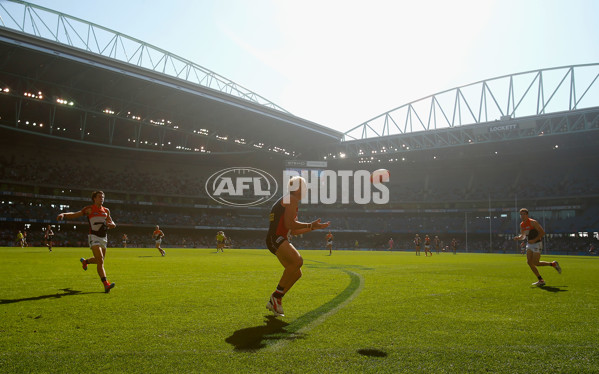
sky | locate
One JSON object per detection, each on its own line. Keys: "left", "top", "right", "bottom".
{"left": 14, "top": 0, "right": 599, "bottom": 134}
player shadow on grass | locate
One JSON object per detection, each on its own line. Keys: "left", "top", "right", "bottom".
{"left": 538, "top": 285, "right": 568, "bottom": 293}
{"left": 225, "top": 315, "right": 304, "bottom": 352}
{"left": 357, "top": 348, "right": 388, "bottom": 357}
{"left": 0, "top": 288, "right": 99, "bottom": 304}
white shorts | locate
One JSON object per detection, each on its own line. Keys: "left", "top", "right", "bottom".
{"left": 327, "top": 241, "right": 333, "bottom": 246}
{"left": 155, "top": 239, "right": 162, "bottom": 245}
{"left": 526, "top": 241, "right": 542, "bottom": 253}
{"left": 89, "top": 234, "right": 108, "bottom": 249}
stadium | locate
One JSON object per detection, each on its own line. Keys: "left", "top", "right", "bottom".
{"left": 1, "top": 2, "right": 599, "bottom": 373}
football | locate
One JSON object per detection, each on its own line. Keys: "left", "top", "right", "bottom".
{"left": 370, "top": 169, "right": 390, "bottom": 184}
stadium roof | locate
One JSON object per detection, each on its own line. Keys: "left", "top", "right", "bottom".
{"left": 0, "top": 1, "right": 342, "bottom": 157}
{"left": 343, "top": 63, "right": 599, "bottom": 141}
{"left": 327, "top": 63, "right": 599, "bottom": 162}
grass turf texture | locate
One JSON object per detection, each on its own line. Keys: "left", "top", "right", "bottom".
{"left": 1, "top": 247, "right": 598, "bottom": 373}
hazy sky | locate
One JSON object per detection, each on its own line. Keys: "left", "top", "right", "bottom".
{"left": 17, "top": 0, "right": 599, "bottom": 133}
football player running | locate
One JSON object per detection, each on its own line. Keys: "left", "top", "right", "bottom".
{"left": 57, "top": 191, "right": 116, "bottom": 293}
{"left": 514, "top": 208, "right": 561, "bottom": 286}
{"left": 153, "top": 225, "right": 166, "bottom": 256}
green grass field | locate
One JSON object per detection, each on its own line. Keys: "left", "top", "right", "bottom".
{"left": 1, "top": 247, "right": 598, "bottom": 373}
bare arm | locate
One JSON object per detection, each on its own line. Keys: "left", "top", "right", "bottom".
{"left": 105, "top": 208, "right": 116, "bottom": 229}
{"left": 283, "top": 196, "right": 330, "bottom": 235}
{"left": 514, "top": 225, "right": 526, "bottom": 241}
{"left": 530, "top": 220, "right": 545, "bottom": 242}
{"left": 290, "top": 218, "right": 330, "bottom": 235}
{"left": 57, "top": 208, "right": 87, "bottom": 221}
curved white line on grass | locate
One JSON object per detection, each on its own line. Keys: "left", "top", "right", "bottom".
{"left": 267, "top": 270, "right": 364, "bottom": 351}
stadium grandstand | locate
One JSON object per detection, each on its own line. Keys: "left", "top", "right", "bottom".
{"left": 1, "top": 1, "right": 598, "bottom": 255}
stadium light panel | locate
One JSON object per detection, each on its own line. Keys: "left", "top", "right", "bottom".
{"left": 56, "top": 98, "right": 72, "bottom": 105}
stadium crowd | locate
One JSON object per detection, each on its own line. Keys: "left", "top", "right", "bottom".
{"left": 1, "top": 137, "right": 598, "bottom": 255}
{"left": 3, "top": 146, "right": 599, "bottom": 203}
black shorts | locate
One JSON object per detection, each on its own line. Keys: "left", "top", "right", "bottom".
{"left": 266, "top": 234, "right": 287, "bottom": 255}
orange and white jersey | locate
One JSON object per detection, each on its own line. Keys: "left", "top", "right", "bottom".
{"left": 520, "top": 218, "right": 534, "bottom": 237}
{"left": 83, "top": 204, "right": 109, "bottom": 237}
{"left": 326, "top": 233, "right": 333, "bottom": 242}
{"left": 153, "top": 230, "right": 164, "bottom": 239}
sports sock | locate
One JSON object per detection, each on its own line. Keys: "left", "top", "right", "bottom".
{"left": 101, "top": 277, "right": 110, "bottom": 286}
{"left": 537, "top": 275, "right": 543, "bottom": 280}
{"left": 273, "top": 285, "right": 285, "bottom": 299}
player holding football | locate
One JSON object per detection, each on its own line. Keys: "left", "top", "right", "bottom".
{"left": 153, "top": 225, "right": 166, "bottom": 256}
{"left": 266, "top": 176, "right": 330, "bottom": 316}
{"left": 57, "top": 191, "right": 116, "bottom": 293}
{"left": 326, "top": 231, "right": 333, "bottom": 255}
{"left": 514, "top": 208, "right": 561, "bottom": 286}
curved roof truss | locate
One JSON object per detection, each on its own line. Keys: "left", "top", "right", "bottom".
{"left": 344, "top": 63, "right": 599, "bottom": 141}
{"left": 0, "top": 0, "right": 290, "bottom": 113}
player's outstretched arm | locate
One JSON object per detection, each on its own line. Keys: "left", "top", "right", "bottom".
{"left": 290, "top": 218, "right": 331, "bottom": 235}
{"left": 57, "top": 210, "right": 85, "bottom": 221}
